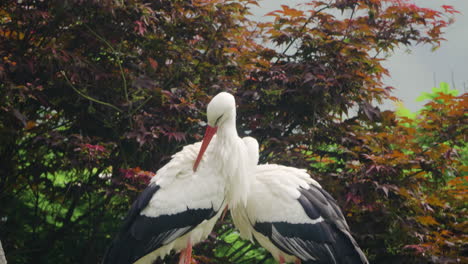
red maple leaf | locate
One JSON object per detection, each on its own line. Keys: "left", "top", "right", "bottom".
{"left": 441, "top": 5, "right": 460, "bottom": 15}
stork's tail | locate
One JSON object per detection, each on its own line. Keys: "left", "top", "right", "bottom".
{"left": 342, "top": 229, "right": 369, "bottom": 264}
{"left": 330, "top": 217, "right": 369, "bottom": 264}
{"left": 335, "top": 230, "right": 369, "bottom": 264}
{"left": 302, "top": 227, "right": 369, "bottom": 264}
{"left": 102, "top": 232, "right": 137, "bottom": 264}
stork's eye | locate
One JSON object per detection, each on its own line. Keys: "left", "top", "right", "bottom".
{"left": 215, "top": 114, "right": 223, "bottom": 125}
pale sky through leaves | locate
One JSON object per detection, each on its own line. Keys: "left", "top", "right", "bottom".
{"left": 250, "top": 0, "right": 468, "bottom": 111}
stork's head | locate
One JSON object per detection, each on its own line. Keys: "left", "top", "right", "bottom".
{"left": 193, "top": 92, "right": 236, "bottom": 172}
{"left": 206, "top": 92, "right": 236, "bottom": 128}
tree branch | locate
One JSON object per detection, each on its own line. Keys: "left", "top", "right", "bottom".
{"left": 85, "top": 26, "right": 130, "bottom": 110}
{"left": 61, "top": 71, "right": 123, "bottom": 113}
{"left": 275, "top": 5, "right": 330, "bottom": 64}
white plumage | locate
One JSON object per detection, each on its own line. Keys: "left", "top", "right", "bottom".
{"left": 104, "top": 92, "right": 369, "bottom": 264}
{"left": 103, "top": 139, "right": 226, "bottom": 264}
{"left": 144, "top": 141, "right": 225, "bottom": 217}
{"left": 135, "top": 140, "right": 226, "bottom": 263}
{"left": 232, "top": 137, "right": 369, "bottom": 264}
{"left": 245, "top": 165, "right": 322, "bottom": 224}
{"left": 103, "top": 92, "right": 251, "bottom": 264}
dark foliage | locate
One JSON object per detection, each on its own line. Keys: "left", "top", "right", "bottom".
{"left": 0, "top": 0, "right": 464, "bottom": 263}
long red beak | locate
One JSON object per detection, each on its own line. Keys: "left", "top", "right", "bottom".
{"left": 193, "top": 125, "right": 218, "bottom": 172}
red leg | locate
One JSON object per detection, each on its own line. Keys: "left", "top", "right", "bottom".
{"left": 279, "top": 255, "right": 285, "bottom": 264}
{"left": 184, "top": 240, "right": 193, "bottom": 264}
{"left": 178, "top": 248, "right": 186, "bottom": 264}
{"left": 295, "top": 259, "right": 301, "bottom": 264}
{"left": 220, "top": 204, "right": 229, "bottom": 221}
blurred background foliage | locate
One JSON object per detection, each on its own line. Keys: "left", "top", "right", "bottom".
{"left": 0, "top": 0, "right": 465, "bottom": 263}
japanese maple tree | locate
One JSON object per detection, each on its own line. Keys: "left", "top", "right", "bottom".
{"left": 0, "top": 0, "right": 462, "bottom": 263}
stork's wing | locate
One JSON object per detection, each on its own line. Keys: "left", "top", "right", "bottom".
{"left": 103, "top": 183, "right": 220, "bottom": 264}
{"left": 103, "top": 140, "right": 225, "bottom": 264}
{"left": 254, "top": 185, "right": 367, "bottom": 264}
{"left": 249, "top": 166, "right": 368, "bottom": 264}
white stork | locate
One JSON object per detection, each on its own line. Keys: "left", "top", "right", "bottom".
{"left": 231, "top": 137, "right": 369, "bottom": 264}
{"left": 103, "top": 92, "right": 251, "bottom": 264}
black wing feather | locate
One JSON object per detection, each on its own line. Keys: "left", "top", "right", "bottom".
{"left": 253, "top": 184, "right": 368, "bottom": 264}
{"left": 103, "top": 184, "right": 217, "bottom": 264}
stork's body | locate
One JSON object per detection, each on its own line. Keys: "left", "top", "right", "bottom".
{"left": 232, "top": 137, "right": 368, "bottom": 264}
{"left": 103, "top": 92, "right": 250, "bottom": 264}
{"left": 103, "top": 140, "right": 226, "bottom": 264}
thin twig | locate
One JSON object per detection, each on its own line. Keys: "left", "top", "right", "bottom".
{"left": 342, "top": 6, "right": 356, "bottom": 41}
{"left": 85, "top": 26, "right": 130, "bottom": 111}
{"left": 129, "top": 92, "right": 153, "bottom": 116}
{"left": 274, "top": 5, "right": 329, "bottom": 64}
{"left": 61, "top": 71, "right": 123, "bottom": 113}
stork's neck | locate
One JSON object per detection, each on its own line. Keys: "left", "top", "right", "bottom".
{"left": 211, "top": 116, "right": 250, "bottom": 208}
{"left": 216, "top": 114, "right": 238, "bottom": 140}
{"left": 213, "top": 115, "right": 239, "bottom": 165}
